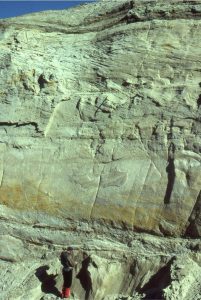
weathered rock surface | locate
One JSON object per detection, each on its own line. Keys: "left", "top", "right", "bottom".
{"left": 0, "top": 0, "right": 201, "bottom": 299}
{"left": 0, "top": 206, "right": 201, "bottom": 300}
{"left": 0, "top": 0, "right": 201, "bottom": 236}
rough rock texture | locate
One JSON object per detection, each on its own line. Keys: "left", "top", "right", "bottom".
{"left": 0, "top": 0, "right": 201, "bottom": 236}
{"left": 0, "top": 0, "right": 201, "bottom": 299}
{"left": 0, "top": 207, "right": 201, "bottom": 300}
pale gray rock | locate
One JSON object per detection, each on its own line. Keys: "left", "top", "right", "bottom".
{"left": 164, "top": 257, "right": 201, "bottom": 300}
{"left": 0, "top": 0, "right": 200, "bottom": 236}
{"left": 0, "top": 0, "right": 201, "bottom": 299}
{"left": 0, "top": 235, "right": 24, "bottom": 262}
{"left": 0, "top": 205, "right": 200, "bottom": 299}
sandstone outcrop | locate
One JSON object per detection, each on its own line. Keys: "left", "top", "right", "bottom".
{"left": 0, "top": 0, "right": 201, "bottom": 299}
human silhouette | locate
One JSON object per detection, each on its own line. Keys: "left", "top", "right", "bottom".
{"left": 35, "top": 265, "right": 60, "bottom": 297}
{"left": 76, "top": 252, "right": 98, "bottom": 300}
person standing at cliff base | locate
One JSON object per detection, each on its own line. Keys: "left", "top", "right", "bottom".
{"left": 60, "top": 246, "right": 76, "bottom": 298}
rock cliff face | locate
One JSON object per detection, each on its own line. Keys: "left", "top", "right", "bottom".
{"left": 0, "top": 1, "right": 201, "bottom": 299}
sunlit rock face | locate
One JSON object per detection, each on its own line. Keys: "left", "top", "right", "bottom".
{"left": 0, "top": 0, "right": 200, "bottom": 237}
{"left": 0, "top": 1, "right": 201, "bottom": 298}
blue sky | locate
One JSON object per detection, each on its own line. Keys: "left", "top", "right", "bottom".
{"left": 0, "top": 1, "right": 96, "bottom": 19}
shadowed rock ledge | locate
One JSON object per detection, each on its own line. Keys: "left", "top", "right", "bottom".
{"left": 0, "top": 0, "right": 201, "bottom": 299}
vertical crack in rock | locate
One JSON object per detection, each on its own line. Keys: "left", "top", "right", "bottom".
{"left": 135, "top": 124, "right": 148, "bottom": 154}
{"left": 21, "top": 151, "right": 29, "bottom": 205}
{"left": 0, "top": 146, "right": 5, "bottom": 188}
{"left": 164, "top": 117, "right": 176, "bottom": 204}
{"left": 164, "top": 142, "right": 176, "bottom": 205}
{"left": 198, "top": 82, "right": 201, "bottom": 108}
{"left": 197, "top": 94, "right": 201, "bottom": 108}
{"left": 0, "top": 168, "right": 4, "bottom": 188}
{"left": 89, "top": 167, "right": 104, "bottom": 219}
{"left": 76, "top": 97, "right": 83, "bottom": 121}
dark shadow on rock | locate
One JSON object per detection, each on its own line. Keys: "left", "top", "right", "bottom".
{"left": 35, "top": 265, "right": 61, "bottom": 297}
{"left": 139, "top": 259, "right": 173, "bottom": 300}
{"left": 185, "top": 190, "right": 201, "bottom": 238}
{"left": 76, "top": 254, "right": 98, "bottom": 300}
{"left": 197, "top": 94, "right": 201, "bottom": 108}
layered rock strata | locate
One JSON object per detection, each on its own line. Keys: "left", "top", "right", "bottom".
{"left": 0, "top": 0, "right": 201, "bottom": 299}
{"left": 0, "top": 207, "right": 201, "bottom": 300}
{"left": 0, "top": 0, "right": 201, "bottom": 236}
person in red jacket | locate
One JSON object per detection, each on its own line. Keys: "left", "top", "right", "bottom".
{"left": 60, "top": 246, "right": 76, "bottom": 298}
